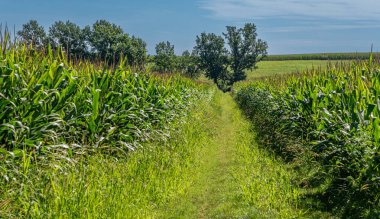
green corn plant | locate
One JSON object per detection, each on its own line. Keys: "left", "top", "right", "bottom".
{"left": 235, "top": 58, "right": 380, "bottom": 217}
{"left": 0, "top": 38, "right": 196, "bottom": 159}
{"left": 1, "top": 34, "right": 201, "bottom": 217}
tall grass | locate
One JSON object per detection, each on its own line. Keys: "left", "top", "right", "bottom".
{"left": 235, "top": 59, "right": 380, "bottom": 217}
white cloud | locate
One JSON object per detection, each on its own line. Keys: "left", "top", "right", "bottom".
{"left": 200, "top": 0, "right": 380, "bottom": 20}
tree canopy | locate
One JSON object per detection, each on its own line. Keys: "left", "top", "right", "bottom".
{"left": 17, "top": 20, "right": 46, "bottom": 48}
{"left": 15, "top": 20, "right": 267, "bottom": 81}
{"left": 195, "top": 23, "right": 268, "bottom": 91}
{"left": 17, "top": 19, "right": 147, "bottom": 69}
{"left": 154, "top": 41, "right": 175, "bottom": 73}
{"left": 49, "top": 20, "right": 87, "bottom": 58}
{"left": 177, "top": 50, "right": 202, "bottom": 78}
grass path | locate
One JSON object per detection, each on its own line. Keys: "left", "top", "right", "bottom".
{"left": 1, "top": 88, "right": 331, "bottom": 218}
{"left": 161, "top": 91, "right": 304, "bottom": 218}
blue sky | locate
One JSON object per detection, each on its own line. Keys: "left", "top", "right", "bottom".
{"left": 1, "top": 0, "right": 380, "bottom": 54}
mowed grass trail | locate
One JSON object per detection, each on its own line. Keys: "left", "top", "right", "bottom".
{"left": 160, "top": 91, "right": 305, "bottom": 218}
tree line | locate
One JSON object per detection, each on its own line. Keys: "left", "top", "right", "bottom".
{"left": 16, "top": 20, "right": 268, "bottom": 91}
{"left": 17, "top": 20, "right": 147, "bottom": 70}
{"left": 150, "top": 23, "right": 268, "bottom": 91}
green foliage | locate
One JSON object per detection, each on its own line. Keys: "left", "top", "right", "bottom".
{"left": 88, "top": 19, "right": 124, "bottom": 61}
{"left": 0, "top": 89, "right": 211, "bottom": 218}
{"left": 82, "top": 19, "right": 147, "bottom": 69}
{"left": 126, "top": 36, "right": 147, "bottom": 70}
{"left": 17, "top": 20, "right": 46, "bottom": 48}
{"left": 224, "top": 23, "right": 268, "bottom": 82}
{"left": 48, "top": 20, "right": 88, "bottom": 58}
{"left": 195, "top": 23, "right": 267, "bottom": 92}
{"left": 0, "top": 42, "right": 200, "bottom": 217}
{"left": 154, "top": 41, "right": 176, "bottom": 73}
{"left": 16, "top": 19, "right": 147, "bottom": 69}
{"left": 0, "top": 92, "right": 210, "bottom": 218}
{"left": 194, "top": 32, "right": 228, "bottom": 89}
{"left": 177, "top": 50, "right": 202, "bottom": 78}
{"left": 0, "top": 44, "right": 194, "bottom": 156}
{"left": 235, "top": 60, "right": 380, "bottom": 217}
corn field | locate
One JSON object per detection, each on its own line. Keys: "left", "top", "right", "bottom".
{"left": 3, "top": 25, "right": 380, "bottom": 217}
{"left": 0, "top": 44, "right": 195, "bottom": 152}
{"left": 235, "top": 59, "right": 380, "bottom": 217}
{"left": 0, "top": 35, "right": 197, "bottom": 215}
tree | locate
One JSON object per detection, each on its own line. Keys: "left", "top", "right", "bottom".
{"left": 15, "top": 19, "right": 147, "bottom": 67}
{"left": 130, "top": 37, "right": 147, "bottom": 70}
{"left": 154, "top": 41, "right": 175, "bottom": 73}
{"left": 194, "top": 33, "right": 228, "bottom": 88}
{"left": 194, "top": 23, "right": 268, "bottom": 91}
{"left": 177, "top": 50, "right": 190, "bottom": 74}
{"left": 224, "top": 23, "right": 268, "bottom": 82}
{"left": 112, "top": 35, "right": 147, "bottom": 70}
{"left": 112, "top": 33, "right": 131, "bottom": 63}
{"left": 177, "top": 50, "right": 202, "bottom": 78}
{"left": 88, "top": 20, "right": 124, "bottom": 61}
{"left": 87, "top": 20, "right": 147, "bottom": 67}
{"left": 48, "top": 20, "right": 88, "bottom": 58}
{"left": 17, "top": 20, "right": 46, "bottom": 48}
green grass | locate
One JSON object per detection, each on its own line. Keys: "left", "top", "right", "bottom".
{"left": 197, "top": 60, "right": 335, "bottom": 84}
{"left": 159, "top": 90, "right": 313, "bottom": 218}
{"left": 265, "top": 52, "right": 376, "bottom": 61}
{"left": 246, "top": 60, "right": 335, "bottom": 80}
{"left": 197, "top": 58, "right": 354, "bottom": 84}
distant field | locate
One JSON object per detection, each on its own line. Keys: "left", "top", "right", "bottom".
{"left": 246, "top": 60, "right": 337, "bottom": 80}
{"left": 264, "top": 52, "right": 376, "bottom": 61}
{"left": 198, "top": 60, "right": 346, "bottom": 83}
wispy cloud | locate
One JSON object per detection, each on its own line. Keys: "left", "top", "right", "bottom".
{"left": 262, "top": 22, "right": 380, "bottom": 33}
{"left": 200, "top": 0, "right": 380, "bottom": 20}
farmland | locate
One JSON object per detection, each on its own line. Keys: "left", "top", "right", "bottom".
{"left": 246, "top": 60, "right": 332, "bottom": 79}
{"left": 0, "top": 43, "right": 203, "bottom": 217}
{"left": 1, "top": 18, "right": 380, "bottom": 218}
{"left": 264, "top": 52, "right": 380, "bottom": 61}
{"left": 0, "top": 42, "right": 316, "bottom": 218}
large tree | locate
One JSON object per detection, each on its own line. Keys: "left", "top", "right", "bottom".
{"left": 194, "top": 23, "right": 268, "bottom": 91}
{"left": 88, "top": 20, "right": 147, "bottom": 67}
{"left": 115, "top": 35, "right": 147, "bottom": 70}
{"left": 17, "top": 20, "right": 46, "bottom": 48}
{"left": 48, "top": 20, "right": 88, "bottom": 58}
{"left": 88, "top": 20, "right": 124, "bottom": 61}
{"left": 154, "top": 41, "right": 175, "bottom": 73}
{"left": 194, "top": 33, "right": 228, "bottom": 89}
{"left": 224, "top": 23, "right": 268, "bottom": 82}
